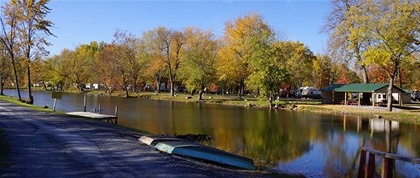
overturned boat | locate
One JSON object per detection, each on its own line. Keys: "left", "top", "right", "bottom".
{"left": 139, "top": 135, "right": 255, "bottom": 170}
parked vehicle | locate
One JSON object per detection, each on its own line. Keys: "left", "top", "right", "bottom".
{"left": 412, "top": 90, "right": 420, "bottom": 101}
{"left": 175, "top": 85, "right": 187, "bottom": 93}
{"left": 143, "top": 84, "right": 154, "bottom": 91}
{"left": 296, "top": 86, "right": 322, "bottom": 99}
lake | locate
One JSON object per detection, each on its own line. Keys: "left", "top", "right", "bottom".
{"left": 3, "top": 90, "right": 420, "bottom": 177}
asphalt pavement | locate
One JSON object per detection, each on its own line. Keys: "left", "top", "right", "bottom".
{"left": 0, "top": 100, "right": 267, "bottom": 178}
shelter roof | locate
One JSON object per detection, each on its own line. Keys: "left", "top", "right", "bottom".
{"left": 320, "top": 84, "right": 345, "bottom": 91}
{"left": 323, "top": 83, "right": 406, "bottom": 93}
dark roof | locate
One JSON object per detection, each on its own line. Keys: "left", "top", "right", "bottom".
{"left": 320, "top": 84, "right": 345, "bottom": 91}
{"left": 322, "top": 83, "right": 406, "bottom": 93}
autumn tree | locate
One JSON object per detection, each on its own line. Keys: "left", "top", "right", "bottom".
{"left": 156, "top": 27, "right": 184, "bottom": 96}
{"left": 277, "top": 41, "right": 316, "bottom": 89}
{"left": 323, "top": 0, "right": 370, "bottom": 84}
{"left": 335, "top": 63, "right": 360, "bottom": 84}
{"left": 313, "top": 54, "right": 339, "bottom": 89}
{"left": 140, "top": 29, "right": 167, "bottom": 92}
{"left": 0, "top": 46, "right": 11, "bottom": 95}
{"left": 403, "top": 54, "right": 420, "bottom": 89}
{"left": 42, "top": 53, "right": 68, "bottom": 90}
{"left": 141, "top": 27, "right": 184, "bottom": 96}
{"left": 96, "top": 30, "right": 141, "bottom": 97}
{"left": 0, "top": 2, "right": 22, "bottom": 100}
{"left": 350, "top": 0, "right": 420, "bottom": 111}
{"left": 29, "top": 55, "right": 44, "bottom": 89}
{"left": 217, "top": 12, "right": 273, "bottom": 99}
{"left": 179, "top": 27, "right": 218, "bottom": 100}
{"left": 17, "top": 0, "right": 54, "bottom": 103}
{"left": 95, "top": 44, "right": 120, "bottom": 94}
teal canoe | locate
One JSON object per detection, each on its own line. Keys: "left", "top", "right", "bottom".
{"left": 139, "top": 135, "right": 255, "bottom": 170}
{"left": 154, "top": 140, "right": 255, "bottom": 170}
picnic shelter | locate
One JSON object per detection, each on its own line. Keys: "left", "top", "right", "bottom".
{"left": 320, "top": 83, "right": 408, "bottom": 106}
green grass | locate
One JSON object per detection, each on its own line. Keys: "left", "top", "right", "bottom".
{"left": 0, "top": 95, "right": 65, "bottom": 114}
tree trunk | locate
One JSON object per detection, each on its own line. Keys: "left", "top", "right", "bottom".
{"left": 154, "top": 74, "right": 161, "bottom": 93}
{"left": 361, "top": 64, "right": 369, "bottom": 84}
{"left": 387, "top": 77, "right": 394, "bottom": 112}
{"left": 167, "top": 63, "right": 175, "bottom": 96}
{"left": 11, "top": 55, "right": 22, "bottom": 101}
{"left": 122, "top": 75, "right": 129, "bottom": 98}
{"left": 237, "top": 81, "right": 244, "bottom": 99}
{"left": 269, "top": 92, "right": 273, "bottom": 109}
{"left": 0, "top": 81, "right": 3, "bottom": 95}
{"left": 27, "top": 61, "right": 33, "bottom": 104}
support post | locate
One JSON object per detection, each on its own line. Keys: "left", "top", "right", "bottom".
{"left": 114, "top": 106, "right": 118, "bottom": 124}
{"left": 382, "top": 157, "right": 394, "bottom": 178}
{"left": 345, "top": 92, "right": 347, "bottom": 105}
{"left": 367, "top": 153, "right": 376, "bottom": 178}
{"left": 358, "top": 149, "right": 366, "bottom": 178}
{"left": 373, "top": 93, "right": 376, "bottom": 108}
{"left": 83, "top": 95, "right": 87, "bottom": 112}
{"left": 53, "top": 98, "right": 57, "bottom": 111}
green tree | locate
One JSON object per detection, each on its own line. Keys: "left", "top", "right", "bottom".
{"left": 246, "top": 34, "right": 290, "bottom": 106}
{"left": 42, "top": 53, "right": 68, "bottom": 91}
{"left": 180, "top": 27, "right": 218, "bottom": 100}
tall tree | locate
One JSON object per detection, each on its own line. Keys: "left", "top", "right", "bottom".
{"left": 142, "top": 27, "right": 184, "bottom": 96}
{"left": 323, "top": 0, "right": 370, "bottom": 84}
{"left": 180, "top": 27, "right": 218, "bottom": 100}
{"left": 277, "top": 41, "right": 316, "bottom": 89}
{"left": 217, "top": 12, "right": 273, "bottom": 99}
{"left": 96, "top": 30, "right": 139, "bottom": 97}
{"left": 0, "top": 2, "right": 22, "bottom": 100}
{"left": 19, "top": 0, "right": 54, "bottom": 103}
{"left": 352, "top": 0, "right": 420, "bottom": 111}
{"left": 140, "top": 29, "right": 167, "bottom": 92}
{"left": 247, "top": 39, "right": 290, "bottom": 107}
{"left": 95, "top": 44, "right": 120, "bottom": 94}
{"left": 313, "top": 54, "right": 338, "bottom": 89}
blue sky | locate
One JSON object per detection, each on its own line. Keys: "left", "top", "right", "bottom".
{"left": 45, "top": 0, "right": 329, "bottom": 56}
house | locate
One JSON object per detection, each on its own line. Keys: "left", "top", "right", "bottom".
{"left": 320, "top": 83, "right": 410, "bottom": 106}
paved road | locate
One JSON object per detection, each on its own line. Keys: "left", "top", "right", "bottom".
{"left": 0, "top": 100, "right": 266, "bottom": 177}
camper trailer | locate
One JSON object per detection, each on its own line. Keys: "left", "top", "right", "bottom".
{"left": 297, "top": 87, "right": 322, "bottom": 99}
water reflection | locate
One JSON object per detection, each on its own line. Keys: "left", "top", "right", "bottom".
{"left": 3, "top": 90, "right": 420, "bottom": 177}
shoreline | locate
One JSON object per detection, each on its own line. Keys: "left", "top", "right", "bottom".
{"left": 3, "top": 88, "right": 420, "bottom": 124}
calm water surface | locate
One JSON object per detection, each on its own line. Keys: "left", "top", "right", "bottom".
{"left": 4, "top": 90, "right": 420, "bottom": 177}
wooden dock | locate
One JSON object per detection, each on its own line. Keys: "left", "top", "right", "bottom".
{"left": 67, "top": 111, "right": 118, "bottom": 124}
